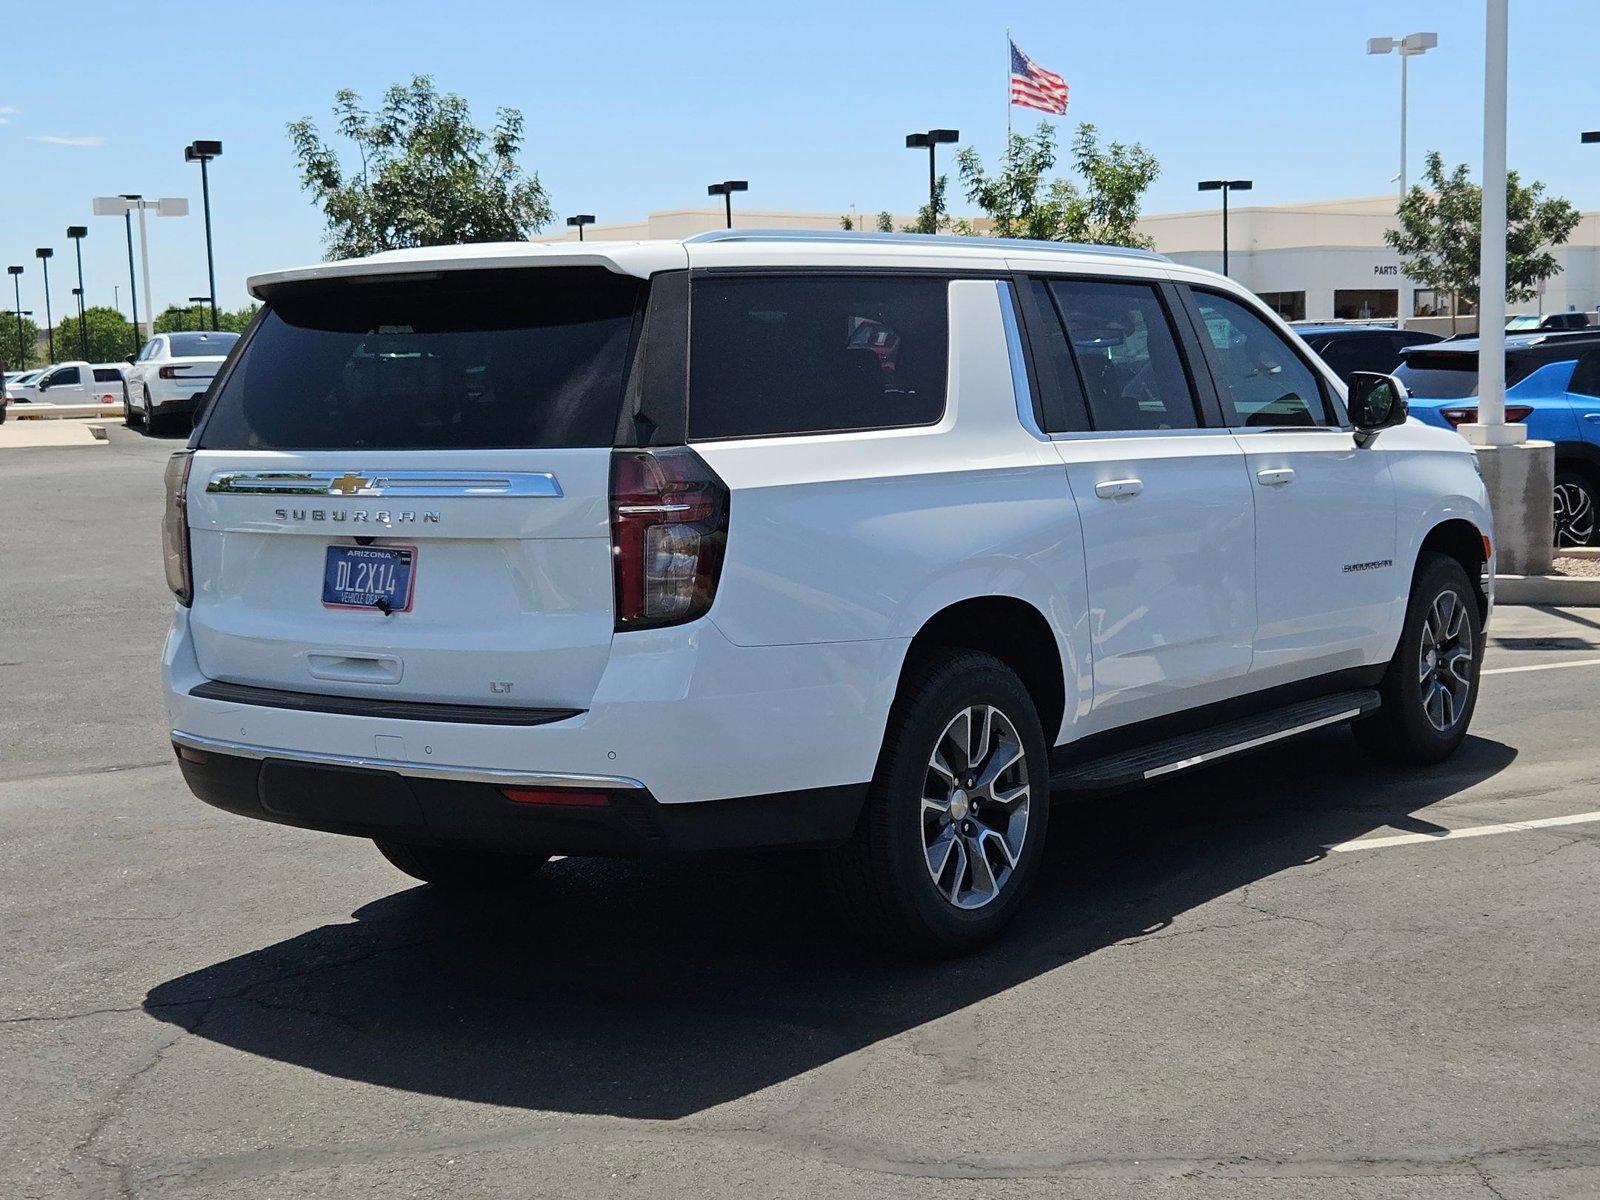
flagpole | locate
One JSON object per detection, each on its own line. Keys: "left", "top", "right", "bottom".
{"left": 1005, "top": 27, "right": 1013, "bottom": 161}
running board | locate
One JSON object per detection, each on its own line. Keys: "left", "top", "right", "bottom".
{"left": 1051, "top": 689, "right": 1381, "bottom": 792}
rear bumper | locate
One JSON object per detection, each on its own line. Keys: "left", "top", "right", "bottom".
{"left": 172, "top": 735, "right": 865, "bottom": 856}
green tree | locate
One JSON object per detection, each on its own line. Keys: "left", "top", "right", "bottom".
{"left": 874, "top": 211, "right": 895, "bottom": 233}
{"left": 1386, "top": 151, "right": 1581, "bottom": 330}
{"left": 957, "top": 122, "right": 1160, "bottom": 247}
{"left": 54, "top": 306, "right": 139, "bottom": 362}
{"left": 152, "top": 303, "right": 258, "bottom": 335}
{"left": 0, "top": 314, "right": 40, "bottom": 371}
{"left": 288, "top": 75, "right": 553, "bottom": 260}
{"left": 906, "top": 175, "right": 953, "bottom": 235}
{"left": 154, "top": 304, "right": 211, "bottom": 334}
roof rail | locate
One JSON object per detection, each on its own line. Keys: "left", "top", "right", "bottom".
{"left": 685, "top": 227, "right": 1171, "bottom": 262}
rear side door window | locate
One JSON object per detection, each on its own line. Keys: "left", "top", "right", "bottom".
{"left": 1041, "top": 279, "right": 1199, "bottom": 431}
{"left": 687, "top": 274, "right": 948, "bottom": 440}
{"left": 1190, "top": 290, "right": 1333, "bottom": 428}
{"left": 1568, "top": 350, "right": 1600, "bottom": 398}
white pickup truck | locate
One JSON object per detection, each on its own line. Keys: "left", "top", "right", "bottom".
{"left": 26, "top": 361, "right": 127, "bottom": 407}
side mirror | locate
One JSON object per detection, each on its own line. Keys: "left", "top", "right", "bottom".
{"left": 125, "top": 354, "right": 136, "bottom": 365}
{"left": 36, "top": 379, "right": 49, "bottom": 392}
{"left": 1348, "top": 371, "right": 1409, "bottom": 445}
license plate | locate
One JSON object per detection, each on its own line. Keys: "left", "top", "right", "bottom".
{"left": 322, "top": 545, "right": 416, "bottom": 613}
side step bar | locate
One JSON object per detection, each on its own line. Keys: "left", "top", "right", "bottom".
{"left": 1052, "top": 689, "right": 1380, "bottom": 792}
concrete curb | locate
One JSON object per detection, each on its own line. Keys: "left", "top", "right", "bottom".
{"left": 1496, "top": 574, "right": 1600, "bottom": 607}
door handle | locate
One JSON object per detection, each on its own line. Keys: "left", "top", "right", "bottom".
{"left": 1256, "top": 468, "right": 1296, "bottom": 487}
{"left": 1094, "top": 478, "right": 1143, "bottom": 500}
{"left": 1584, "top": 413, "right": 1600, "bottom": 423}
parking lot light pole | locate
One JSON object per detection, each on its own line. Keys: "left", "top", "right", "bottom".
{"left": 66, "top": 226, "right": 88, "bottom": 360}
{"left": 565, "top": 214, "right": 595, "bottom": 241}
{"left": 93, "top": 195, "right": 188, "bottom": 344}
{"left": 35, "top": 248, "right": 55, "bottom": 362}
{"left": 1197, "top": 180, "right": 1252, "bottom": 277}
{"left": 184, "top": 141, "right": 222, "bottom": 330}
{"left": 706, "top": 181, "right": 748, "bottom": 229}
{"left": 1584, "top": 132, "right": 1600, "bottom": 145}
{"left": 7, "top": 266, "right": 24, "bottom": 369}
{"left": 188, "top": 297, "right": 212, "bottom": 332}
{"left": 1367, "top": 32, "right": 1438, "bottom": 195}
{"left": 905, "top": 129, "right": 959, "bottom": 232}
{"left": 1457, "top": 0, "right": 1552, "bottom": 575}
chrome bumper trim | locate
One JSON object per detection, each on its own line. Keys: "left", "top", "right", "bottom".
{"left": 169, "top": 730, "right": 646, "bottom": 791}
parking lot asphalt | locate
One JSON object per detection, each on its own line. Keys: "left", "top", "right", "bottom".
{"left": 3, "top": 424, "right": 1598, "bottom": 1200}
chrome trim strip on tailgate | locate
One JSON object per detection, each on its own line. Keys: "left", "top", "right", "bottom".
{"left": 205, "top": 470, "right": 563, "bottom": 498}
{"left": 170, "top": 730, "right": 646, "bottom": 790}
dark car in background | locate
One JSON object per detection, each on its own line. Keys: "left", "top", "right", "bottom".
{"left": 1290, "top": 323, "right": 1444, "bottom": 384}
{"left": 1395, "top": 329, "right": 1600, "bottom": 547}
{"left": 1506, "top": 312, "right": 1594, "bottom": 333}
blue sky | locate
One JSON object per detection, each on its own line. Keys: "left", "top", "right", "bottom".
{"left": 2, "top": 0, "right": 1597, "bottom": 318}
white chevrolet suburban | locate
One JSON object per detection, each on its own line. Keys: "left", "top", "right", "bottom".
{"left": 162, "top": 231, "right": 1493, "bottom": 955}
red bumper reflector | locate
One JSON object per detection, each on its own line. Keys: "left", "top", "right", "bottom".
{"left": 176, "top": 746, "right": 208, "bottom": 765}
{"left": 500, "top": 787, "right": 610, "bottom": 808}
{"left": 1482, "top": 533, "right": 1493, "bottom": 564}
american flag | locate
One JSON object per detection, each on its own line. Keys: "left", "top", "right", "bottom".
{"left": 1009, "top": 40, "right": 1068, "bottom": 115}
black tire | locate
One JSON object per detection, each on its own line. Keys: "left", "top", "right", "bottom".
{"left": 373, "top": 839, "right": 549, "bottom": 889}
{"left": 1554, "top": 468, "right": 1597, "bottom": 549}
{"left": 1354, "top": 552, "right": 1482, "bottom": 766}
{"left": 123, "top": 396, "right": 142, "bottom": 428}
{"left": 822, "top": 649, "right": 1051, "bottom": 958}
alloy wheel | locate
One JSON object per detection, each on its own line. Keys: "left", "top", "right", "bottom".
{"left": 1417, "top": 588, "right": 1473, "bottom": 733}
{"left": 921, "top": 704, "right": 1030, "bottom": 910}
{"left": 1554, "top": 481, "right": 1596, "bottom": 548}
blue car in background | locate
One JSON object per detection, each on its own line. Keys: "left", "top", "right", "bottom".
{"left": 1395, "top": 330, "right": 1600, "bottom": 548}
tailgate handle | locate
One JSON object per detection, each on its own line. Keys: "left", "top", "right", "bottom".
{"left": 307, "top": 653, "right": 402, "bottom": 685}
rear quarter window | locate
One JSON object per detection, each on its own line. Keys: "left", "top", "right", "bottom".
{"left": 198, "top": 268, "right": 644, "bottom": 451}
{"left": 687, "top": 274, "right": 949, "bottom": 440}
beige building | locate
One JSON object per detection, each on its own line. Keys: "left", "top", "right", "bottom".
{"left": 544, "top": 196, "right": 1600, "bottom": 325}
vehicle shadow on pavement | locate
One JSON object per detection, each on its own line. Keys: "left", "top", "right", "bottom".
{"left": 144, "top": 728, "right": 1515, "bottom": 1120}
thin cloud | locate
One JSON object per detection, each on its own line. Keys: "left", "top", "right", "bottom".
{"left": 0, "top": 105, "right": 17, "bottom": 125}
{"left": 28, "top": 134, "right": 105, "bottom": 147}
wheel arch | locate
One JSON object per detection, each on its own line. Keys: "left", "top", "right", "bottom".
{"left": 902, "top": 596, "right": 1068, "bottom": 746}
{"left": 1418, "top": 518, "right": 1490, "bottom": 621}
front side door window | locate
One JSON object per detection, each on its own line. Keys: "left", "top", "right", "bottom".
{"left": 1191, "top": 290, "right": 1332, "bottom": 428}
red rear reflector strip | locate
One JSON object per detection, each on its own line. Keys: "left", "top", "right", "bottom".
{"left": 1482, "top": 533, "right": 1493, "bottom": 563}
{"left": 500, "top": 787, "right": 610, "bottom": 808}
{"left": 176, "top": 746, "right": 208, "bottom": 764}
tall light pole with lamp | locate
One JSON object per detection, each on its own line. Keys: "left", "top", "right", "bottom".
{"left": 7, "top": 266, "right": 25, "bottom": 369}
{"left": 706, "top": 181, "right": 748, "bottom": 229}
{"left": 67, "top": 226, "right": 89, "bottom": 360}
{"left": 184, "top": 141, "right": 222, "bottom": 330}
{"left": 1367, "top": 32, "right": 1438, "bottom": 196}
{"left": 565, "top": 214, "right": 595, "bottom": 241}
{"left": 35, "top": 249, "right": 55, "bottom": 362}
{"left": 904, "top": 129, "right": 959, "bottom": 232}
{"left": 92, "top": 195, "right": 188, "bottom": 343}
{"left": 1197, "top": 180, "right": 1252, "bottom": 277}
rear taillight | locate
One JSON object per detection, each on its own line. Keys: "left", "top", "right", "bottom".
{"left": 609, "top": 447, "right": 729, "bottom": 630}
{"left": 1440, "top": 404, "right": 1534, "bottom": 426}
{"left": 162, "top": 451, "right": 193, "bottom": 605}
{"left": 158, "top": 365, "right": 178, "bottom": 379}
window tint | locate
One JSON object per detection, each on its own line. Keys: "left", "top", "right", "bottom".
{"left": 140, "top": 340, "right": 161, "bottom": 361}
{"left": 1570, "top": 350, "right": 1600, "bottom": 398}
{"left": 92, "top": 368, "right": 122, "bottom": 382}
{"left": 166, "top": 331, "right": 239, "bottom": 358}
{"left": 198, "top": 268, "right": 644, "bottom": 451}
{"left": 688, "top": 275, "right": 947, "bottom": 440}
{"left": 47, "top": 367, "right": 81, "bottom": 386}
{"left": 1192, "top": 291, "right": 1329, "bottom": 427}
{"left": 1046, "top": 279, "right": 1197, "bottom": 431}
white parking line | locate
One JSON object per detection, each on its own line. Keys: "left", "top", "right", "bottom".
{"left": 1483, "top": 657, "right": 1600, "bottom": 677}
{"left": 1329, "top": 811, "right": 1600, "bottom": 852}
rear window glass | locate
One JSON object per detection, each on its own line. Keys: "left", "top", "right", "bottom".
{"left": 1395, "top": 351, "right": 1544, "bottom": 400}
{"left": 198, "top": 269, "right": 643, "bottom": 451}
{"left": 688, "top": 275, "right": 948, "bottom": 440}
{"left": 167, "top": 331, "right": 239, "bottom": 358}
{"left": 92, "top": 368, "right": 122, "bottom": 382}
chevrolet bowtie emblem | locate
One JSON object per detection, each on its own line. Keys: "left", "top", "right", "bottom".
{"left": 329, "top": 473, "right": 373, "bottom": 495}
